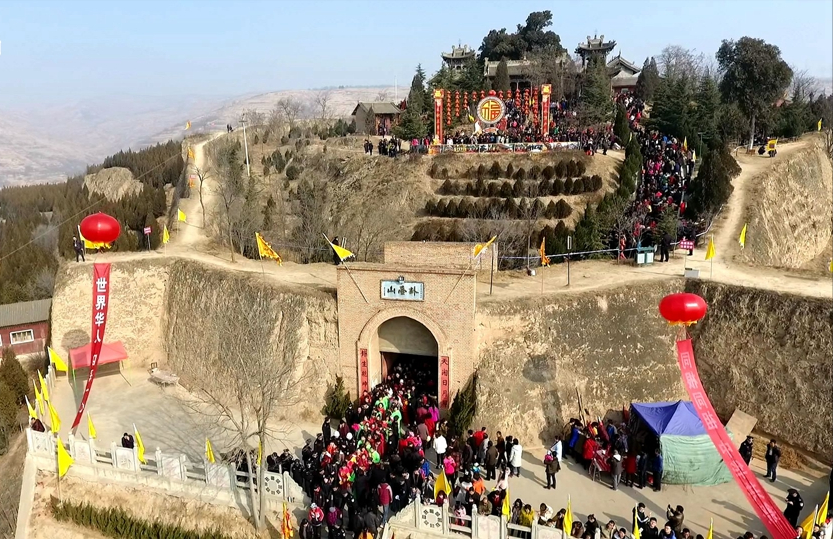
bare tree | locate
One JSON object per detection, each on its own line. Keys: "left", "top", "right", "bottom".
{"left": 277, "top": 97, "right": 304, "bottom": 130}
{"left": 243, "top": 109, "right": 266, "bottom": 128}
{"left": 268, "top": 105, "right": 286, "bottom": 138}
{"left": 375, "top": 89, "right": 390, "bottom": 102}
{"left": 789, "top": 68, "right": 818, "bottom": 103}
{"left": 313, "top": 90, "right": 333, "bottom": 125}
{"left": 174, "top": 279, "right": 307, "bottom": 531}
{"left": 194, "top": 166, "right": 208, "bottom": 227}
{"left": 658, "top": 45, "right": 706, "bottom": 82}
{"left": 207, "top": 139, "right": 247, "bottom": 261}
{"left": 291, "top": 180, "right": 330, "bottom": 263}
{"left": 527, "top": 50, "right": 578, "bottom": 100}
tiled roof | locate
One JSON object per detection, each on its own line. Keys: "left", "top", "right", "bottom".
{"left": 0, "top": 299, "right": 51, "bottom": 328}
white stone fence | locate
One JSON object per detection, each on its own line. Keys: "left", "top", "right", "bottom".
{"left": 24, "top": 427, "right": 307, "bottom": 513}
{"left": 387, "top": 494, "right": 566, "bottom": 539}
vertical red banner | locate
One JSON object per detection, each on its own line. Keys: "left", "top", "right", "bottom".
{"left": 676, "top": 339, "right": 794, "bottom": 539}
{"left": 439, "top": 356, "right": 450, "bottom": 408}
{"left": 359, "top": 348, "right": 369, "bottom": 393}
{"left": 434, "top": 89, "right": 444, "bottom": 143}
{"left": 71, "top": 263, "right": 111, "bottom": 431}
{"left": 540, "top": 84, "right": 551, "bottom": 136}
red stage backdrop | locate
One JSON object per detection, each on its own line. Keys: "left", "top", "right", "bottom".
{"left": 71, "top": 263, "right": 111, "bottom": 431}
{"left": 676, "top": 339, "right": 794, "bottom": 539}
{"left": 434, "top": 90, "right": 444, "bottom": 143}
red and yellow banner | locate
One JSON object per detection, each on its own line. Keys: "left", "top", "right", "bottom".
{"left": 434, "top": 89, "right": 444, "bottom": 143}
{"left": 440, "top": 356, "right": 450, "bottom": 408}
{"left": 540, "top": 84, "right": 551, "bottom": 135}
{"left": 71, "top": 263, "right": 112, "bottom": 431}
{"left": 676, "top": 339, "right": 794, "bottom": 539}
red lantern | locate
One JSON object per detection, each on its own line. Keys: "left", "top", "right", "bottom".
{"left": 480, "top": 90, "right": 485, "bottom": 100}
{"left": 659, "top": 293, "right": 708, "bottom": 326}
{"left": 471, "top": 91, "right": 477, "bottom": 101}
{"left": 506, "top": 89, "right": 512, "bottom": 99}
{"left": 488, "top": 89, "right": 496, "bottom": 96}
{"left": 80, "top": 213, "right": 121, "bottom": 244}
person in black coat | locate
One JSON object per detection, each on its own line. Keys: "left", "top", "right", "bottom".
{"left": 660, "top": 233, "right": 671, "bottom": 262}
{"left": 322, "top": 417, "right": 332, "bottom": 444}
{"left": 784, "top": 489, "right": 804, "bottom": 528}
{"left": 765, "top": 439, "right": 782, "bottom": 482}
{"left": 739, "top": 436, "right": 754, "bottom": 465}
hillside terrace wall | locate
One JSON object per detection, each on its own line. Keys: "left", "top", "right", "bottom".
{"left": 385, "top": 241, "right": 498, "bottom": 273}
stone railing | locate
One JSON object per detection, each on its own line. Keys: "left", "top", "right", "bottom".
{"left": 387, "top": 494, "right": 567, "bottom": 539}
{"left": 25, "top": 428, "right": 307, "bottom": 512}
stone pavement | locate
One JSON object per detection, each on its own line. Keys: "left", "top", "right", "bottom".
{"left": 46, "top": 367, "right": 829, "bottom": 539}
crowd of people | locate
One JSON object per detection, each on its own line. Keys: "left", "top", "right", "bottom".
{"left": 364, "top": 137, "right": 403, "bottom": 157}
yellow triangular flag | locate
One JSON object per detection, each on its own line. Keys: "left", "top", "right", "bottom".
{"left": 134, "top": 423, "right": 147, "bottom": 464}
{"left": 185, "top": 121, "right": 191, "bottom": 130}
{"left": 563, "top": 495, "right": 573, "bottom": 534}
{"left": 501, "top": 488, "right": 510, "bottom": 517}
{"left": 48, "top": 401, "right": 61, "bottom": 433}
{"left": 56, "top": 435, "right": 74, "bottom": 478}
{"left": 818, "top": 491, "right": 829, "bottom": 525}
{"left": 633, "top": 505, "right": 642, "bottom": 539}
{"left": 178, "top": 209, "right": 187, "bottom": 222}
{"left": 187, "top": 147, "right": 195, "bottom": 160}
{"left": 38, "top": 370, "right": 50, "bottom": 402}
{"left": 206, "top": 438, "right": 216, "bottom": 464}
{"left": 33, "top": 381, "right": 45, "bottom": 416}
{"left": 818, "top": 119, "right": 823, "bottom": 132}
{"left": 801, "top": 505, "right": 819, "bottom": 539}
{"left": 738, "top": 223, "right": 747, "bottom": 248}
{"left": 539, "top": 237, "right": 550, "bottom": 267}
{"left": 682, "top": 137, "right": 688, "bottom": 152}
{"left": 79, "top": 225, "right": 111, "bottom": 250}
{"left": 473, "top": 236, "right": 497, "bottom": 259}
{"left": 705, "top": 518, "right": 713, "bottom": 539}
{"left": 25, "top": 395, "right": 37, "bottom": 419}
{"left": 705, "top": 236, "right": 715, "bottom": 261}
{"left": 692, "top": 149, "right": 696, "bottom": 163}
{"left": 324, "top": 234, "right": 354, "bottom": 262}
{"left": 48, "top": 346, "right": 68, "bottom": 373}
{"left": 87, "top": 414, "right": 97, "bottom": 439}
{"left": 162, "top": 225, "right": 170, "bottom": 244}
{"left": 256, "top": 232, "right": 283, "bottom": 265}
{"left": 434, "top": 469, "right": 452, "bottom": 498}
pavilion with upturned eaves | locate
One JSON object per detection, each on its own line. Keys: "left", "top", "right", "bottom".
{"left": 575, "top": 34, "right": 616, "bottom": 69}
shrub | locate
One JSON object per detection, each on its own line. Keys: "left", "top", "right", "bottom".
{"left": 506, "top": 163, "right": 515, "bottom": 179}
{"left": 591, "top": 175, "right": 603, "bottom": 191}
{"left": 263, "top": 164, "right": 270, "bottom": 176}
{"left": 448, "top": 374, "right": 478, "bottom": 436}
{"left": 545, "top": 200, "right": 557, "bottom": 218}
{"left": 487, "top": 182, "right": 501, "bottom": 197}
{"left": 554, "top": 160, "right": 567, "bottom": 178}
{"left": 0, "top": 381, "right": 18, "bottom": 436}
{"left": 321, "top": 376, "right": 352, "bottom": 419}
{"left": 564, "top": 178, "right": 573, "bottom": 194}
{"left": 425, "top": 199, "right": 438, "bottom": 215}
{"left": 500, "top": 181, "right": 514, "bottom": 198}
{"left": 555, "top": 199, "right": 573, "bottom": 219}
{"left": 440, "top": 179, "right": 454, "bottom": 195}
{"left": 489, "top": 197, "right": 504, "bottom": 214}
{"left": 490, "top": 161, "right": 503, "bottom": 179}
{"left": 441, "top": 168, "right": 449, "bottom": 180}
{"left": 429, "top": 163, "right": 439, "bottom": 178}
{"left": 459, "top": 199, "right": 475, "bottom": 218}
{"left": 566, "top": 159, "right": 578, "bottom": 178}
{"left": 513, "top": 167, "right": 527, "bottom": 180}
{"left": 512, "top": 179, "right": 524, "bottom": 198}
{"left": 525, "top": 182, "right": 539, "bottom": 198}
{"left": 476, "top": 164, "right": 487, "bottom": 180}
{"left": 281, "top": 136, "right": 289, "bottom": 145}
{"left": 435, "top": 199, "right": 448, "bottom": 216}
{"left": 502, "top": 198, "right": 519, "bottom": 218}
{"left": 530, "top": 165, "right": 542, "bottom": 179}
{"left": 474, "top": 178, "right": 487, "bottom": 197}
{"left": 464, "top": 166, "right": 475, "bottom": 179}
{"left": 0, "top": 348, "right": 28, "bottom": 405}
{"left": 551, "top": 179, "right": 564, "bottom": 196}
{"left": 572, "top": 178, "right": 584, "bottom": 194}
{"left": 539, "top": 179, "right": 551, "bottom": 194}
{"left": 554, "top": 220, "right": 568, "bottom": 236}
{"left": 262, "top": 131, "right": 269, "bottom": 144}
{"left": 533, "top": 199, "right": 546, "bottom": 216}
{"left": 542, "top": 165, "right": 555, "bottom": 180}
{"left": 576, "top": 160, "right": 587, "bottom": 176}
{"left": 285, "top": 164, "right": 302, "bottom": 181}
{"left": 464, "top": 182, "right": 474, "bottom": 196}
{"left": 445, "top": 199, "right": 459, "bottom": 218}
{"left": 260, "top": 155, "right": 266, "bottom": 165}
{"left": 51, "top": 498, "right": 232, "bottom": 539}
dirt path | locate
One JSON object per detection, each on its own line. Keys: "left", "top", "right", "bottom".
{"left": 709, "top": 139, "right": 809, "bottom": 264}
{"left": 174, "top": 131, "right": 225, "bottom": 249}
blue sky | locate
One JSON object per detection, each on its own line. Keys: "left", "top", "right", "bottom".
{"left": 0, "top": 0, "right": 831, "bottom": 108}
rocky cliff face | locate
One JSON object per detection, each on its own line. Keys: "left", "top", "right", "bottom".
{"left": 739, "top": 137, "right": 833, "bottom": 269}
{"left": 83, "top": 167, "right": 144, "bottom": 202}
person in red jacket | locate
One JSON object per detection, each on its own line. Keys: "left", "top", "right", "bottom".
{"left": 582, "top": 436, "right": 598, "bottom": 470}
{"left": 378, "top": 482, "right": 393, "bottom": 524}
{"left": 308, "top": 503, "right": 324, "bottom": 539}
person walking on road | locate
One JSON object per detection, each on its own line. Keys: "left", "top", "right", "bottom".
{"left": 765, "top": 439, "right": 782, "bottom": 482}
{"left": 509, "top": 438, "right": 523, "bottom": 477}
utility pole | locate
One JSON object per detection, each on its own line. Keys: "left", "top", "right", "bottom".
{"left": 240, "top": 114, "right": 251, "bottom": 178}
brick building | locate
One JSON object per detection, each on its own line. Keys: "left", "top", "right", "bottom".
{"left": 0, "top": 299, "right": 51, "bottom": 356}
{"left": 337, "top": 242, "right": 497, "bottom": 408}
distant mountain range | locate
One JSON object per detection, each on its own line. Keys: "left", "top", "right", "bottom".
{"left": 0, "top": 86, "right": 397, "bottom": 187}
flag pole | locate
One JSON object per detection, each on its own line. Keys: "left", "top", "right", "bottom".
{"left": 55, "top": 435, "right": 63, "bottom": 501}
{"left": 323, "top": 234, "right": 368, "bottom": 303}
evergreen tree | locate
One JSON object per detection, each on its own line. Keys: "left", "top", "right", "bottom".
{"left": 143, "top": 212, "right": 160, "bottom": 250}
{"left": 262, "top": 194, "right": 277, "bottom": 231}
{"left": 685, "top": 139, "right": 736, "bottom": 217}
{"left": 634, "top": 57, "right": 660, "bottom": 102}
{"left": 693, "top": 74, "right": 721, "bottom": 145}
{"left": 0, "top": 347, "right": 28, "bottom": 405}
{"left": 364, "top": 106, "right": 376, "bottom": 135}
{"left": 494, "top": 58, "right": 511, "bottom": 93}
{"left": 393, "top": 104, "right": 428, "bottom": 140}
{"left": 408, "top": 66, "right": 427, "bottom": 114}
{"left": 321, "top": 376, "right": 352, "bottom": 419}
{"left": 579, "top": 58, "right": 612, "bottom": 126}
{"left": 0, "top": 381, "right": 17, "bottom": 445}
{"left": 613, "top": 103, "right": 630, "bottom": 143}
{"left": 448, "top": 373, "right": 477, "bottom": 437}
{"left": 574, "top": 204, "right": 603, "bottom": 253}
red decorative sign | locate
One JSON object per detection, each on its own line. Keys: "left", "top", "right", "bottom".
{"left": 439, "top": 356, "right": 450, "bottom": 408}
{"left": 359, "top": 348, "right": 369, "bottom": 393}
{"left": 71, "top": 263, "right": 111, "bottom": 431}
{"left": 476, "top": 96, "right": 506, "bottom": 124}
{"left": 540, "top": 84, "right": 551, "bottom": 136}
{"left": 676, "top": 339, "right": 794, "bottom": 539}
{"left": 433, "top": 90, "right": 444, "bottom": 143}
{"left": 143, "top": 226, "right": 152, "bottom": 235}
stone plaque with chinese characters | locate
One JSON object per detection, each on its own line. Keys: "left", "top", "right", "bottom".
{"left": 381, "top": 280, "right": 424, "bottom": 301}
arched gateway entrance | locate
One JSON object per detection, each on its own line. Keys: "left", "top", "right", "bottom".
{"left": 377, "top": 316, "right": 439, "bottom": 397}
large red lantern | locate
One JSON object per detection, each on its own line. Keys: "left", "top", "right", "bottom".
{"left": 659, "top": 293, "right": 707, "bottom": 326}
{"left": 80, "top": 213, "right": 121, "bottom": 244}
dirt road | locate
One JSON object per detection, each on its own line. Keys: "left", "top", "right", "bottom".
{"left": 174, "top": 132, "right": 224, "bottom": 249}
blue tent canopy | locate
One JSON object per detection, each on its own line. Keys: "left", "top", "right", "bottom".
{"left": 630, "top": 400, "right": 706, "bottom": 437}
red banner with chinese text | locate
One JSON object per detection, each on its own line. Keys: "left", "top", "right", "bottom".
{"left": 71, "top": 263, "right": 111, "bottom": 431}
{"left": 439, "top": 356, "right": 450, "bottom": 408}
{"left": 359, "top": 348, "right": 369, "bottom": 394}
{"left": 434, "top": 90, "right": 444, "bottom": 143}
{"left": 676, "top": 339, "right": 794, "bottom": 539}
{"left": 540, "top": 85, "right": 551, "bottom": 136}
